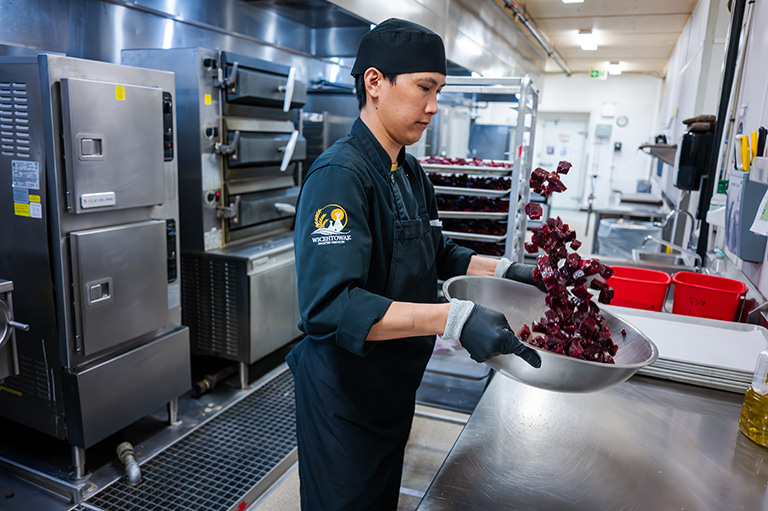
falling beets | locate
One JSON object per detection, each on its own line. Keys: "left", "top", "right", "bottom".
{"left": 520, "top": 161, "right": 619, "bottom": 364}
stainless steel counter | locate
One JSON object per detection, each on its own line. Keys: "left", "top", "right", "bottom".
{"left": 417, "top": 374, "right": 768, "bottom": 511}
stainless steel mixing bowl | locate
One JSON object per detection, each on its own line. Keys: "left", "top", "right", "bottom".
{"left": 443, "top": 275, "right": 659, "bottom": 393}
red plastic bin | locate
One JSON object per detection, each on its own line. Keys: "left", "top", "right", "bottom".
{"left": 671, "top": 271, "right": 747, "bottom": 321}
{"left": 605, "top": 266, "right": 672, "bottom": 311}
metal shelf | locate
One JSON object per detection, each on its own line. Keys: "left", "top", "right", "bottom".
{"left": 639, "top": 143, "right": 678, "bottom": 166}
{"left": 438, "top": 211, "right": 508, "bottom": 219}
{"left": 433, "top": 185, "right": 511, "bottom": 197}
{"left": 422, "top": 163, "right": 513, "bottom": 175}
{"left": 429, "top": 75, "right": 538, "bottom": 261}
{"left": 443, "top": 231, "right": 507, "bottom": 242}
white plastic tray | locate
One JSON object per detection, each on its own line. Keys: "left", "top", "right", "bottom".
{"left": 602, "top": 305, "right": 767, "bottom": 392}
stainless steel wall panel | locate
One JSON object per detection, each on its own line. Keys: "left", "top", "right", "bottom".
{"left": 61, "top": 326, "right": 190, "bottom": 448}
{"left": 0, "top": 0, "right": 547, "bottom": 89}
{"left": 60, "top": 78, "right": 165, "bottom": 213}
{"left": 310, "top": 26, "right": 370, "bottom": 58}
{"left": 69, "top": 221, "right": 169, "bottom": 358}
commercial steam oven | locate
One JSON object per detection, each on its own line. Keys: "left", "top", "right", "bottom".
{"left": 0, "top": 54, "right": 190, "bottom": 478}
{"left": 122, "top": 49, "right": 306, "bottom": 387}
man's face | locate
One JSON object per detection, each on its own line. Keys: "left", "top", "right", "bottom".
{"left": 376, "top": 72, "right": 445, "bottom": 147}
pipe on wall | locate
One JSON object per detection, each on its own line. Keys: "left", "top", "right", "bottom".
{"left": 499, "top": 0, "right": 572, "bottom": 76}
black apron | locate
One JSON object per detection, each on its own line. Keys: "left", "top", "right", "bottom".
{"left": 288, "top": 159, "right": 438, "bottom": 511}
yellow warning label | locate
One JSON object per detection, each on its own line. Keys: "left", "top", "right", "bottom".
{"left": 204, "top": 93, "right": 212, "bottom": 105}
{"left": 29, "top": 194, "right": 41, "bottom": 203}
{"left": 115, "top": 85, "right": 126, "bottom": 101}
{"left": 14, "top": 203, "right": 30, "bottom": 217}
{"left": 0, "top": 385, "right": 22, "bottom": 396}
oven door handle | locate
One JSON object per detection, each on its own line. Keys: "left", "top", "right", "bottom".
{"left": 279, "top": 130, "right": 300, "bottom": 172}
{"left": 274, "top": 202, "right": 296, "bottom": 216}
{"left": 279, "top": 66, "right": 296, "bottom": 112}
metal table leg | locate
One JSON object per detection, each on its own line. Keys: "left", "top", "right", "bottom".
{"left": 71, "top": 445, "right": 86, "bottom": 480}
{"left": 167, "top": 397, "right": 180, "bottom": 426}
{"left": 239, "top": 361, "right": 250, "bottom": 390}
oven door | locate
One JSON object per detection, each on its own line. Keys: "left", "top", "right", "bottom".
{"left": 226, "top": 186, "right": 299, "bottom": 243}
{"left": 223, "top": 119, "right": 306, "bottom": 181}
{"left": 220, "top": 51, "right": 306, "bottom": 110}
{"left": 69, "top": 220, "right": 169, "bottom": 358}
{"left": 60, "top": 77, "right": 165, "bottom": 213}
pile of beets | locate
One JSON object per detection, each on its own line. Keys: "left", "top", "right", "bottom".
{"left": 519, "top": 161, "right": 619, "bottom": 364}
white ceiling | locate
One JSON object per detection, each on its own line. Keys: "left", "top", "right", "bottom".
{"left": 513, "top": 0, "right": 700, "bottom": 75}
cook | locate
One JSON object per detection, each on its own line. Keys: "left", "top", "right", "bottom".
{"left": 287, "top": 18, "right": 541, "bottom": 511}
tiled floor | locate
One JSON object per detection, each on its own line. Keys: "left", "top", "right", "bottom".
{"left": 249, "top": 405, "right": 467, "bottom": 511}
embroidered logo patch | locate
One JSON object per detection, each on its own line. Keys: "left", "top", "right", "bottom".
{"left": 311, "top": 204, "right": 352, "bottom": 245}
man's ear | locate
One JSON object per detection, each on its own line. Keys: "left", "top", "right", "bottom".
{"left": 363, "top": 67, "right": 383, "bottom": 100}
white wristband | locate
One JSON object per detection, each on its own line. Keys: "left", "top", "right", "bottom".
{"left": 442, "top": 299, "right": 475, "bottom": 341}
{"left": 494, "top": 257, "right": 513, "bottom": 278}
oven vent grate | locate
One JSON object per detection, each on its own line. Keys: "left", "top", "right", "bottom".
{"left": 0, "top": 81, "right": 30, "bottom": 158}
{"left": 182, "top": 255, "right": 241, "bottom": 359}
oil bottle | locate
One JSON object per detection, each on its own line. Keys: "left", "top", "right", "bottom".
{"left": 739, "top": 349, "right": 768, "bottom": 447}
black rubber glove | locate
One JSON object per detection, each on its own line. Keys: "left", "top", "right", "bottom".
{"left": 504, "top": 262, "right": 547, "bottom": 293}
{"left": 460, "top": 304, "right": 541, "bottom": 367}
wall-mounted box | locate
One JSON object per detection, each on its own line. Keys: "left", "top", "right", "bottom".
{"left": 726, "top": 162, "right": 768, "bottom": 262}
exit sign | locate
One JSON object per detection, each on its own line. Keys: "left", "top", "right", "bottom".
{"left": 590, "top": 69, "right": 607, "bottom": 80}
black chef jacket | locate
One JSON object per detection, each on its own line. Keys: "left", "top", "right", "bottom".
{"left": 287, "top": 118, "right": 474, "bottom": 511}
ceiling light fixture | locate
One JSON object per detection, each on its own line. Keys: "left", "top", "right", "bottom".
{"left": 562, "top": 0, "right": 585, "bottom": 3}
{"left": 578, "top": 29, "right": 598, "bottom": 51}
{"left": 608, "top": 61, "right": 622, "bottom": 75}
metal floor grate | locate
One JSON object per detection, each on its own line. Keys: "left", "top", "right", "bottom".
{"left": 85, "top": 369, "right": 296, "bottom": 511}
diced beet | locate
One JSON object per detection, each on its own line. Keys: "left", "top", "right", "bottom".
{"left": 524, "top": 242, "right": 538, "bottom": 254}
{"left": 589, "top": 278, "right": 605, "bottom": 290}
{"left": 557, "top": 161, "right": 572, "bottom": 174}
{"left": 524, "top": 202, "right": 543, "bottom": 220}
{"left": 598, "top": 285, "right": 614, "bottom": 304}
{"left": 572, "top": 284, "right": 591, "bottom": 300}
{"left": 570, "top": 239, "right": 582, "bottom": 250}
{"left": 520, "top": 324, "right": 531, "bottom": 341}
{"left": 548, "top": 176, "right": 567, "bottom": 193}
{"left": 599, "top": 264, "right": 615, "bottom": 279}
{"left": 568, "top": 340, "right": 585, "bottom": 359}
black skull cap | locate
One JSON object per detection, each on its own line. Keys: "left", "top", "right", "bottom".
{"left": 350, "top": 18, "right": 446, "bottom": 76}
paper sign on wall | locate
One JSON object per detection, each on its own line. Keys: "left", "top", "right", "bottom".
{"left": 749, "top": 189, "right": 768, "bottom": 235}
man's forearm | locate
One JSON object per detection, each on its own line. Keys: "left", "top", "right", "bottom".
{"left": 366, "top": 301, "right": 451, "bottom": 341}
{"left": 466, "top": 255, "right": 498, "bottom": 276}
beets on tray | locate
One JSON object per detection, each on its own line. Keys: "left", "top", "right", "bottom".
{"left": 522, "top": 161, "right": 618, "bottom": 364}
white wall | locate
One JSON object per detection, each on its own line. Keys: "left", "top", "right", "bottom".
{"left": 536, "top": 73, "right": 663, "bottom": 208}
{"left": 655, "top": 0, "right": 729, "bottom": 202}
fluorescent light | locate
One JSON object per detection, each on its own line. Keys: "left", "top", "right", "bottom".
{"left": 608, "top": 61, "right": 622, "bottom": 75}
{"left": 578, "top": 29, "right": 598, "bottom": 51}
{"left": 562, "top": 0, "right": 585, "bottom": 3}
